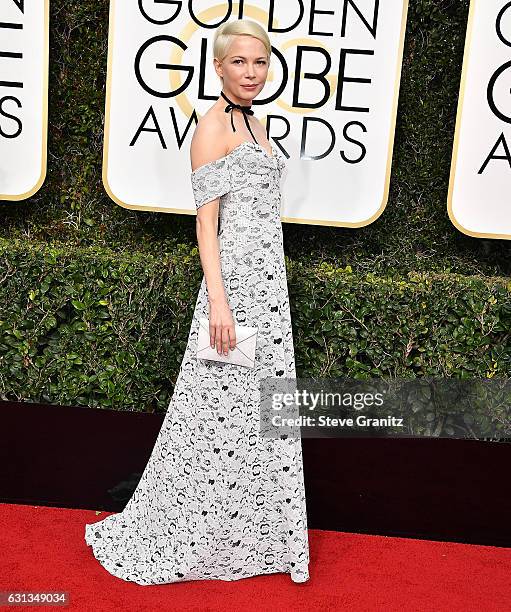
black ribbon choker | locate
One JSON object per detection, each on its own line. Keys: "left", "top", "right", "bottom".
{"left": 220, "top": 90, "right": 259, "bottom": 145}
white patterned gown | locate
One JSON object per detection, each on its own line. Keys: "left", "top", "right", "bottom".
{"left": 85, "top": 139, "right": 310, "bottom": 584}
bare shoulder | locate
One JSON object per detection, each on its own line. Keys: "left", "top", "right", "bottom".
{"left": 190, "top": 113, "right": 229, "bottom": 172}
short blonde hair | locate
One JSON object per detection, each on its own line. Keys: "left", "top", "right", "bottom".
{"left": 213, "top": 19, "right": 271, "bottom": 62}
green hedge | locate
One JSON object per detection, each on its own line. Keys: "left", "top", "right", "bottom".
{"left": 1, "top": 239, "right": 509, "bottom": 414}
{"left": 0, "top": 1, "right": 510, "bottom": 434}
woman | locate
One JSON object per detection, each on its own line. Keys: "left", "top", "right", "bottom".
{"left": 85, "top": 18, "right": 310, "bottom": 585}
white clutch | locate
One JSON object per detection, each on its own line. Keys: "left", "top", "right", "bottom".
{"left": 196, "top": 317, "right": 258, "bottom": 368}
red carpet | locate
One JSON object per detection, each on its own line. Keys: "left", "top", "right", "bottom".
{"left": 1, "top": 503, "right": 510, "bottom": 611}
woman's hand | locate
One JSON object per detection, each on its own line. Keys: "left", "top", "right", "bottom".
{"left": 208, "top": 298, "right": 237, "bottom": 355}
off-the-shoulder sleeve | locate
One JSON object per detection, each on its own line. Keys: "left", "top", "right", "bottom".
{"left": 190, "top": 157, "right": 230, "bottom": 210}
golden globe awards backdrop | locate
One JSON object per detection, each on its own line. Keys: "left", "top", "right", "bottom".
{"left": 0, "top": 0, "right": 49, "bottom": 201}
{"left": 104, "top": 0, "right": 409, "bottom": 227}
{"left": 448, "top": 0, "right": 511, "bottom": 240}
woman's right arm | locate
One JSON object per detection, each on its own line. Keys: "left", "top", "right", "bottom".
{"left": 191, "top": 120, "right": 237, "bottom": 356}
